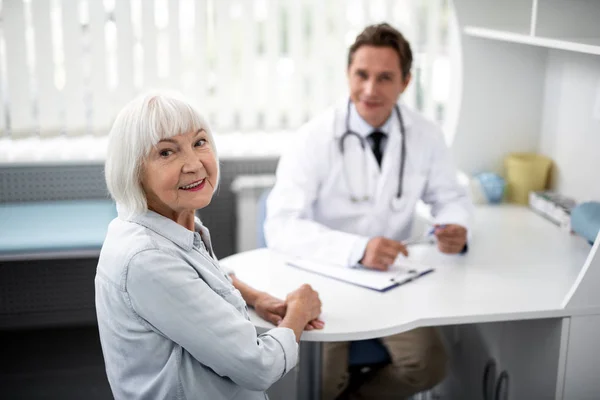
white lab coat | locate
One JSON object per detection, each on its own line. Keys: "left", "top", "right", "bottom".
{"left": 265, "top": 100, "right": 473, "bottom": 267}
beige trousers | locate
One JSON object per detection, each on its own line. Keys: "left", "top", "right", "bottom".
{"left": 321, "top": 327, "right": 447, "bottom": 400}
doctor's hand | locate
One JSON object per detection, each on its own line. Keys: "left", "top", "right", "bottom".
{"left": 434, "top": 224, "right": 467, "bottom": 254}
{"left": 360, "top": 237, "right": 409, "bottom": 271}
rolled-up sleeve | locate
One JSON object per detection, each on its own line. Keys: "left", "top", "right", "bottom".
{"left": 125, "top": 249, "right": 298, "bottom": 392}
{"left": 258, "top": 328, "right": 298, "bottom": 378}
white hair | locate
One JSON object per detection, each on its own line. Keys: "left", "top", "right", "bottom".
{"left": 105, "top": 92, "right": 219, "bottom": 218}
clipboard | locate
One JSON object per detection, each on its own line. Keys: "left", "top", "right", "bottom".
{"left": 286, "top": 258, "right": 434, "bottom": 292}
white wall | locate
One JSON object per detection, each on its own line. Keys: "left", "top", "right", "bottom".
{"left": 539, "top": 50, "right": 600, "bottom": 202}
{"left": 452, "top": 36, "right": 546, "bottom": 175}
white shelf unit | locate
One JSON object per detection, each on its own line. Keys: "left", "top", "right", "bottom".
{"left": 461, "top": 0, "right": 600, "bottom": 56}
{"left": 452, "top": 0, "right": 600, "bottom": 204}
{"left": 464, "top": 27, "right": 600, "bottom": 56}
{"left": 447, "top": 1, "right": 600, "bottom": 398}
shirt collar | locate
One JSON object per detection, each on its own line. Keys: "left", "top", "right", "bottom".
{"left": 126, "top": 209, "right": 202, "bottom": 252}
{"left": 348, "top": 102, "right": 394, "bottom": 139}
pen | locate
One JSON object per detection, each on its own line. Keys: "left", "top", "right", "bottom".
{"left": 403, "top": 224, "right": 447, "bottom": 246}
{"left": 427, "top": 224, "right": 447, "bottom": 236}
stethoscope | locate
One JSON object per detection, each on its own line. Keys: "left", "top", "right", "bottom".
{"left": 339, "top": 99, "right": 406, "bottom": 203}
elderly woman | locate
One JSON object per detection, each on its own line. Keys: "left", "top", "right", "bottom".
{"left": 95, "top": 93, "right": 323, "bottom": 399}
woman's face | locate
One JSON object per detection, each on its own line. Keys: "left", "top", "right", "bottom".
{"left": 141, "top": 129, "right": 218, "bottom": 222}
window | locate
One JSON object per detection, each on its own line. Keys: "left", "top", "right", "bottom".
{"left": 0, "top": 0, "right": 459, "bottom": 159}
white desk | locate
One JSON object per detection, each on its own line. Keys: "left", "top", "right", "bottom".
{"left": 220, "top": 205, "right": 599, "bottom": 399}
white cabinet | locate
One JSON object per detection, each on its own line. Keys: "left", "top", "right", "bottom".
{"left": 441, "top": 319, "right": 565, "bottom": 400}
{"left": 562, "top": 315, "right": 600, "bottom": 399}
{"left": 493, "top": 319, "right": 565, "bottom": 400}
{"left": 442, "top": 324, "right": 495, "bottom": 400}
{"left": 439, "top": 2, "right": 600, "bottom": 398}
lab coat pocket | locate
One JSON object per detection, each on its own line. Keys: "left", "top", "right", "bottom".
{"left": 390, "top": 174, "right": 427, "bottom": 211}
{"left": 325, "top": 194, "right": 374, "bottom": 222}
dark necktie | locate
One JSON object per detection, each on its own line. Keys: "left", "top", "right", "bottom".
{"left": 368, "top": 130, "right": 386, "bottom": 167}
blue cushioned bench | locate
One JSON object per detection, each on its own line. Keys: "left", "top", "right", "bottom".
{"left": 0, "top": 200, "right": 116, "bottom": 260}
{"left": 0, "top": 199, "right": 117, "bottom": 329}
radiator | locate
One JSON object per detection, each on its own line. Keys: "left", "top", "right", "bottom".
{"left": 231, "top": 174, "right": 276, "bottom": 253}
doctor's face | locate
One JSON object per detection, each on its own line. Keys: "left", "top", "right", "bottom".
{"left": 141, "top": 129, "right": 218, "bottom": 224}
{"left": 347, "top": 45, "right": 410, "bottom": 128}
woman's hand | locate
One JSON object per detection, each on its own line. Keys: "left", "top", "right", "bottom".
{"left": 304, "top": 318, "right": 325, "bottom": 331}
{"left": 254, "top": 292, "right": 324, "bottom": 330}
{"left": 280, "top": 284, "right": 324, "bottom": 341}
{"left": 286, "top": 284, "right": 322, "bottom": 321}
{"left": 254, "top": 293, "right": 287, "bottom": 326}
{"left": 231, "top": 275, "right": 323, "bottom": 333}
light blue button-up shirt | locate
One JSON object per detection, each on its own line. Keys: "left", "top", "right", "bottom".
{"left": 95, "top": 210, "right": 298, "bottom": 399}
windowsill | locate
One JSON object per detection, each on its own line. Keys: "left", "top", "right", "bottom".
{"left": 0, "top": 132, "right": 294, "bottom": 165}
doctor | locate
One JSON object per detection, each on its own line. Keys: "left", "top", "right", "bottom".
{"left": 265, "top": 23, "right": 473, "bottom": 399}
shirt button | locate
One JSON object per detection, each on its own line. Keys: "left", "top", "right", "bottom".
{"left": 193, "top": 232, "right": 202, "bottom": 248}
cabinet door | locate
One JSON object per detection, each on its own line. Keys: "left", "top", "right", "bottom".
{"left": 563, "top": 315, "right": 600, "bottom": 399}
{"left": 444, "top": 319, "right": 565, "bottom": 400}
{"left": 441, "top": 324, "right": 495, "bottom": 400}
{"left": 487, "top": 318, "right": 565, "bottom": 400}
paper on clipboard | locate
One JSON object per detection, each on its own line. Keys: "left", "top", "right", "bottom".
{"left": 286, "top": 257, "right": 434, "bottom": 292}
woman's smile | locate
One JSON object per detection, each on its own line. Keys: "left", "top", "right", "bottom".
{"left": 179, "top": 178, "right": 206, "bottom": 192}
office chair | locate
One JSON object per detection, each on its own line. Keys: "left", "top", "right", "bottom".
{"left": 256, "top": 188, "right": 271, "bottom": 249}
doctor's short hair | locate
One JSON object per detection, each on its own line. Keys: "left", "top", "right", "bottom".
{"left": 348, "top": 23, "right": 413, "bottom": 81}
{"left": 105, "top": 92, "right": 219, "bottom": 218}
